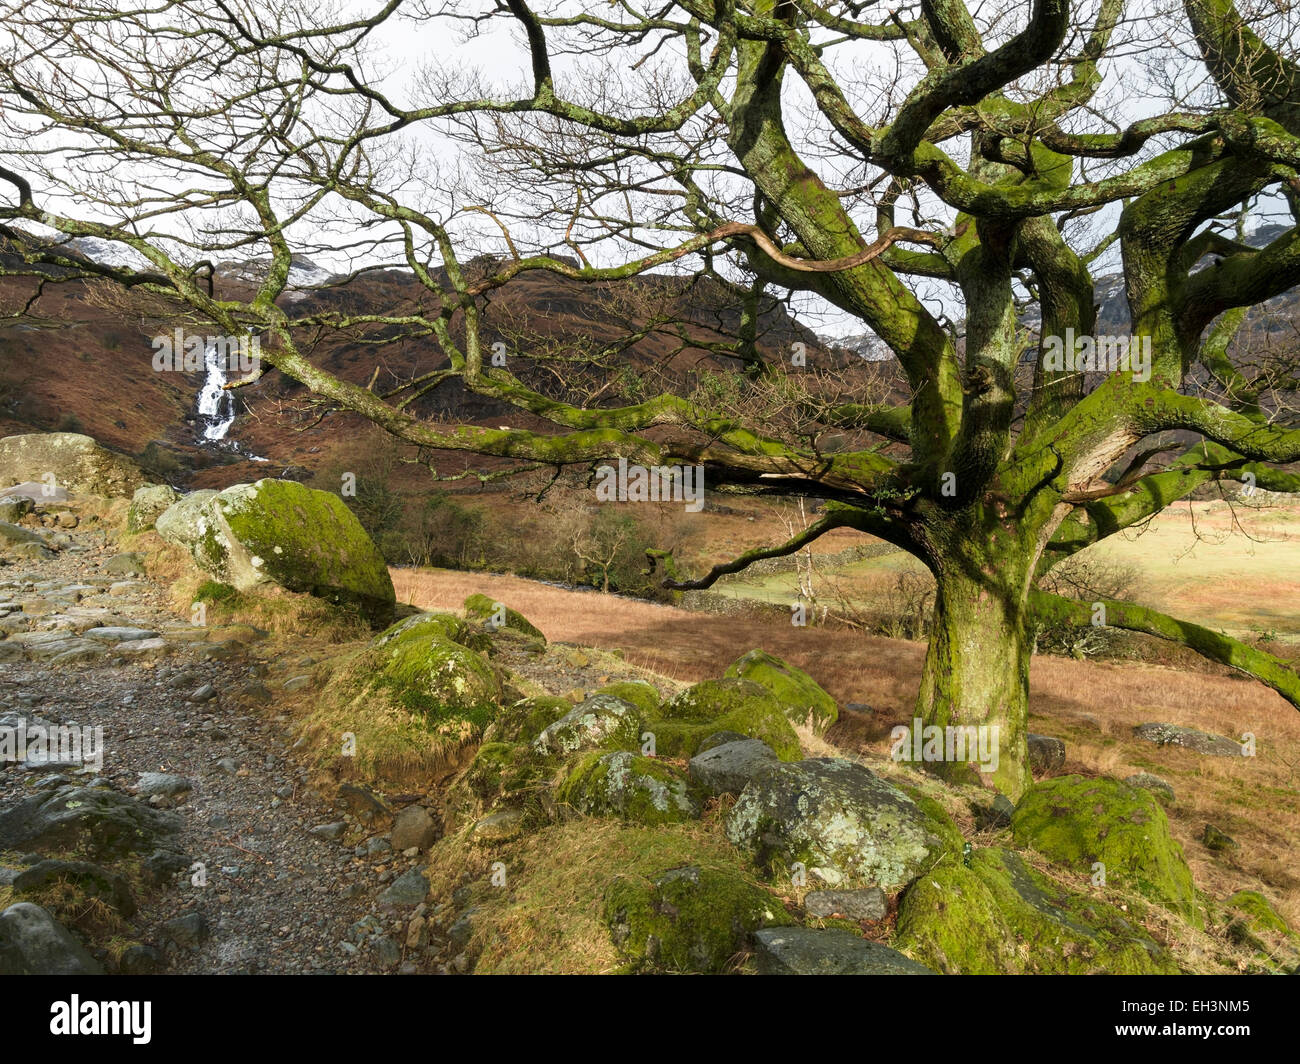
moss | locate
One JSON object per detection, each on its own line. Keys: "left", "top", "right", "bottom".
{"left": 593, "top": 680, "right": 660, "bottom": 716}
{"left": 464, "top": 593, "right": 545, "bottom": 642}
{"left": 444, "top": 741, "right": 553, "bottom": 830}
{"left": 375, "top": 612, "right": 492, "bottom": 654}
{"left": 193, "top": 580, "right": 239, "bottom": 605}
{"left": 895, "top": 847, "right": 1181, "bottom": 974}
{"left": 725, "top": 649, "right": 838, "bottom": 732}
{"left": 216, "top": 479, "right": 395, "bottom": 625}
{"left": 1224, "top": 890, "right": 1292, "bottom": 937}
{"left": 648, "top": 678, "right": 802, "bottom": 760}
{"left": 532, "top": 695, "right": 643, "bottom": 757}
{"left": 603, "top": 864, "right": 794, "bottom": 973}
{"left": 899, "top": 785, "right": 966, "bottom": 857}
{"left": 294, "top": 627, "right": 504, "bottom": 784}
{"left": 483, "top": 695, "right": 574, "bottom": 745}
{"left": 1011, "top": 774, "right": 1201, "bottom": 927}
{"left": 558, "top": 751, "right": 701, "bottom": 825}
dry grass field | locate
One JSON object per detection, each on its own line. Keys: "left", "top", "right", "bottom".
{"left": 392, "top": 501, "right": 1300, "bottom": 931}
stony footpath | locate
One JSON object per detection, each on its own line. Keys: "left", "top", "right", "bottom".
{"left": 0, "top": 514, "right": 452, "bottom": 975}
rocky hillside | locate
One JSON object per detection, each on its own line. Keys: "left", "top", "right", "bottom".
{"left": 0, "top": 239, "right": 833, "bottom": 493}
{"left": 2, "top": 432, "right": 1296, "bottom": 976}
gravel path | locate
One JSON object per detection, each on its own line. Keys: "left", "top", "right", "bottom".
{"left": 0, "top": 514, "right": 451, "bottom": 974}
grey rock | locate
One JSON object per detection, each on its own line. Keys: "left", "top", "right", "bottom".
{"left": 696, "top": 730, "right": 751, "bottom": 753}
{"left": 752, "top": 927, "right": 935, "bottom": 975}
{"left": 1134, "top": 722, "right": 1244, "bottom": 757}
{"left": 1026, "top": 733, "right": 1066, "bottom": 776}
{"left": 136, "top": 772, "right": 194, "bottom": 798}
{"left": 379, "top": 868, "right": 430, "bottom": 909}
{"left": 726, "top": 758, "right": 941, "bottom": 890}
{"left": 0, "top": 902, "right": 104, "bottom": 974}
{"left": 0, "top": 521, "right": 48, "bottom": 548}
{"left": 0, "top": 433, "right": 144, "bottom": 497}
{"left": 189, "top": 683, "right": 218, "bottom": 703}
{"left": 102, "top": 553, "right": 147, "bottom": 577}
{"left": 128, "top": 483, "right": 180, "bottom": 533}
{"left": 1125, "top": 772, "right": 1175, "bottom": 805}
{"left": 140, "top": 849, "right": 188, "bottom": 884}
{"left": 471, "top": 809, "right": 525, "bottom": 843}
{"left": 372, "top": 935, "right": 401, "bottom": 967}
{"left": 688, "top": 738, "right": 779, "bottom": 796}
{"left": 390, "top": 806, "right": 437, "bottom": 852}
{"left": 0, "top": 496, "right": 34, "bottom": 523}
{"left": 162, "top": 911, "right": 209, "bottom": 949}
{"left": 119, "top": 943, "right": 162, "bottom": 975}
{"left": 309, "top": 822, "right": 346, "bottom": 841}
{"left": 448, "top": 907, "right": 479, "bottom": 953}
{"left": 13, "top": 859, "right": 136, "bottom": 916}
{"left": 804, "top": 887, "right": 887, "bottom": 921}
{"left": 533, "top": 694, "right": 641, "bottom": 756}
{"left": 0, "top": 785, "right": 183, "bottom": 858}
{"left": 84, "top": 626, "right": 159, "bottom": 642}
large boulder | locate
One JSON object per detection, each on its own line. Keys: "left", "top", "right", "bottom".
{"left": 725, "top": 649, "right": 838, "bottom": 733}
{"left": 650, "top": 678, "right": 802, "bottom": 761}
{"left": 0, "top": 433, "right": 144, "bottom": 497}
{"left": 559, "top": 751, "right": 701, "bottom": 825}
{"left": 603, "top": 865, "right": 792, "bottom": 973}
{"left": 532, "top": 694, "right": 642, "bottom": 757}
{"left": 364, "top": 619, "right": 501, "bottom": 733}
{"left": 0, "top": 903, "right": 104, "bottom": 975}
{"left": 463, "top": 594, "right": 545, "bottom": 642}
{"left": 1133, "top": 722, "right": 1244, "bottom": 757}
{"left": 1011, "top": 774, "right": 1200, "bottom": 925}
{"left": 155, "top": 479, "right": 395, "bottom": 625}
{"left": 726, "top": 758, "right": 944, "bottom": 890}
{"left": 895, "top": 846, "right": 1179, "bottom": 974}
{"left": 752, "top": 927, "right": 935, "bottom": 975}
{"left": 688, "top": 738, "right": 780, "bottom": 796}
{"left": 127, "top": 483, "right": 180, "bottom": 533}
{"left": 0, "top": 786, "right": 183, "bottom": 859}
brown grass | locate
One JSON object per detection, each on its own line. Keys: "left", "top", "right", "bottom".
{"left": 393, "top": 565, "right": 1300, "bottom": 929}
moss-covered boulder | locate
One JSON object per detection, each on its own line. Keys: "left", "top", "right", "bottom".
{"left": 649, "top": 678, "right": 801, "bottom": 761}
{"left": 375, "top": 612, "right": 491, "bottom": 654}
{"left": 1224, "top": 890, "right": 1292, "bottom": 937}
{"left": 1011, "top": 774, "right": 1200, "bottom": 926}
{"left": 372, "top": 627, "right": 501, "bottom": 728}
{"left": 726, "top": 758, "right": 943, "bottom": 890}
{"left": 127, "top": 483, "right": 179, "bottom": 533}
{"left": 444, "top": 738, "right": 556, "bottom": 827}
{"left": 725, "top": 649, "right": 837, "bottom": 733}
{"left": 483, "top": 695, "right": 574, "bottom": 745}
{"left": 559, "top": 751, "right": 701, "bottom": 825}
{"left": 895, "top": 847, "right": 1180, "bottom": 974}
{"left": 532, "top": 694, "right": 642, "bottom": 757}
{"left": 157, "top": 480, "right": 396, "bottom": 625}
{"left": 593, "top": 680, "right": 660, "bottom": 716}
{"left": 603, "top": 864, "right": 793, "bottom": 973}
{"left": 464, "top": 594, "right": 545, "bottom": 642}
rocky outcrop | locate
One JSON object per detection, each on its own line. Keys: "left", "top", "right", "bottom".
{"left": 155, "top": 479, "right": 395, "bottom": 625}
{"left": 0, "top": 433, "right": 144, "bottom": 498}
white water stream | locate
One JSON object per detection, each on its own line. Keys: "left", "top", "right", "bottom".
{"left": 196, "top": 341, "right": 236, "bottom": 441}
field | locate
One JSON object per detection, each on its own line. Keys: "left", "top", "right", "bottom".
{"left": 391, "top": 498, "right": 1300, "bottom": 932}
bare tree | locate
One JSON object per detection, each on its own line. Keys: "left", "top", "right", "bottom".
{"left": 1, "top": 0, "right": 1300, "bottom": 793}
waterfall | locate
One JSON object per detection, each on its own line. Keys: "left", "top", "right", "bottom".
{"left": 196, "top": 340, "right": 236, "bottom": 441}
